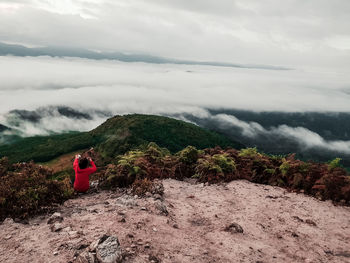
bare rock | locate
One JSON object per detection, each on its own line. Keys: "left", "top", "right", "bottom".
{"left": 96, "top": 236, "right": 123, "bottom": 263}
{"left": 151, "top": 180, "right": 164, "bottom": 196}
{"left": 154, "top": 200, "right": 168, "bottom": 215}
{"left": 75, "top": 251, "right": 96, "bottom": 263}
{"left": 47, "top": 212, "right": 63, "bottom": 224}
{"left": 224, "top": 223, "right": 244, "bottom": 233}
{"left": 153, "top": 194, "right": 163, "bottom": 201}
{"left": 50, "top": 223, "right": 63, "bottom": 232}
{"left": 305, "top": 219, "right": 317, "bottom": 226}
{"left": 116, "top": 195, "right": 138, "bottom": 207}
{"left": 2, "top": 218, "right": 14, "bottom": 225}
{"left": 89, "top": 239, "right": 100, "bottom": 252}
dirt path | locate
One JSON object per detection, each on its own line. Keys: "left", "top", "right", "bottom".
{"left": 1, "top": 179, "right": 349, "bottom": 263}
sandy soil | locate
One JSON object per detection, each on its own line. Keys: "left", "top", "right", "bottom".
{"left": 1, "top": 179, "right": 350, "bottom": 263}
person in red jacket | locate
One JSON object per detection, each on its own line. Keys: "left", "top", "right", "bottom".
{"left": 73, "top": 154, "right": 97, "bottom": 192}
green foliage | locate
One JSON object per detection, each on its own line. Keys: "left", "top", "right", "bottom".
{"left": 195, "top": 154, "right": 236, "bottom": 182}
{"left": 176, "top": 146, "right": 199, "bottom": 164}
{"left": 279, "top": 159, "right": 290, "bottom": 176}
{"left": 328, "top": 158, "right": 342, "bottom": 170}
{"left": 0, "top": 132, "right": 100, "bottom": 163}
{"left": 264, "top": 168, "right": 276, "bottom": 175}
{"left": 298, "top": 162, "right": 310, "bottom": 174}
{"left": 91, "top": 114, "right": 242, "bottom": 161}
{"left": 0, "top": 114, "right": 242, "bottom": 164}
{"left": 212, "top": 154, "right": 236, "bottom": 173}
{"left": 239, "top": 147, "right": 261, "bottom": 158}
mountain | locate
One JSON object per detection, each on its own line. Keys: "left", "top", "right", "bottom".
{"left": 0, "top": 42, "right": 289, "bottom": 70}
{"left": 0, "top": 114, "right": 243, "bottom": 163}
{"left": 0, "top": 124, "right": 10, "bottom": 133}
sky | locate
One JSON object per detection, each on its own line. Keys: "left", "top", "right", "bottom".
{"left": 0, "top": 0, "right": 350, "bottom": 155}
{"left": 0, "top": 0, "right": 349, "bottom": 69}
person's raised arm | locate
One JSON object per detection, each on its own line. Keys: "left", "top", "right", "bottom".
{"left": 73, "top": 155, "right": 80, "bottom": 171}
{"left": 87, "top": 158, "right": 97, "bottom": 173}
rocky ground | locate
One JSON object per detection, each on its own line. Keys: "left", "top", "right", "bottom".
{"left": 1, "top": 179, "right": 350, "bottom": 263}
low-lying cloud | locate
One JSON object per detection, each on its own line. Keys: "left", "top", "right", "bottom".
{"left": 1, "top": 56, "right": 349, "bottom": 115}
{"left": 1, "top": 55, "right": 350, "bottom": 161}
{"left": 213, "top": 113, "right": 350, "bottom": 154}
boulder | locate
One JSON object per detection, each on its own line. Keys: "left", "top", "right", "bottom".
{"left": 96, "top": 236, "right": 123, "bottom": 263}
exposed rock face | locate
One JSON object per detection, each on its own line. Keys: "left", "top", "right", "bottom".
{"left": 96, "top": 236, "right": 123, "bottom": 263}
{"left": 1, "top": 179, "right": 350, "bottom": 263}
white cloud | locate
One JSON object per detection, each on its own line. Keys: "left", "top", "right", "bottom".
{"left": 0, "top": 0, "right": 349, "bottom": 69}
{"left": 213, "top": 113, "right": 350, "bottom": 154}
{"left": 0, "top": 56, "right": 350, "bottom": 115}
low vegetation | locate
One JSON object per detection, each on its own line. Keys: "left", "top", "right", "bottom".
{"left": 0, "top": 158, "right": 73, "bottom": 220}
{"left": 1, "top": 143, "right": 350, "bottom": 221}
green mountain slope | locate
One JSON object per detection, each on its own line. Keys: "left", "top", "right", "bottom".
{"left": 0, "top": 114, "right": 244, "bottom": 163}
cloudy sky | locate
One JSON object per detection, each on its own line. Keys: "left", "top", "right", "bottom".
{"left": 0, "top": 0, "right": 349, "bottom": 69}
{"left": 0, "top": 0, "right": 350, "bottom": 156}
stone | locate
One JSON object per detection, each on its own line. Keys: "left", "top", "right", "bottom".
{"left": 76, "top": 251, "right": 96, "bottom": 263}
{"left": 4, "top": 235, "right": 12, "bottom": 240}
{"left": 47, "top": 212, "right": 63, "bottom": 224}
{"left": 153, "top": 194, "right": 162, "bottom": 200}
{"left": 69, "top": 231, "right": 79, "bottom": 238}
{"left": 305, "top": 219, "right": 317, "bottom": 226}
{"left": 117, "top": 210, "right": 126, "bottom": 216}
{"left": 154, "top": 200, "right": 168, "bottom": 215}
{"left": 89, "top": 239, "right": 99, "bottom": 252}
{"left": 96, "top": 236, "right": 123, "bottom": 263}
{"left": 50, "top": 223, "right": 63, "bottom": 232}
{"left": 2, "top": 218, "right": 14, "bottom": 225}
{"left": 224, "top": 223, "right": 244, "bottom": 233}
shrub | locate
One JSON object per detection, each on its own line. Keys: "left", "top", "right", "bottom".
{"left": 176, "top": 146, "right": 199, "bottom": 165}
{"left": 279, "top": 159, "right": 290, "bottom": 176}
{"left": 0, "top": 157, "right": 9, "bottom": 177}
{"left": 0, "top": 162, "right": 73, "bottom": 220}
{"left": 239, "top": 147, "right": 261, "bottom": 158}
{"left": 131, "top": 178, "right": 164, "bottom": 196}
{"left": 328, "top": 158, "right": 342, "bottom": 171}
{"left": 195, "top": 154, "right": 236, "bottom": 183}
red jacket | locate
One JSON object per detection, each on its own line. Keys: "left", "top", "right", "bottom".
{"left": 73, "top": 158, "right": 97, "bottom": 192}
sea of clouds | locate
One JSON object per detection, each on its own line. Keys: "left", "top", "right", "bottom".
{"left": 1, "top": 55, "right": 350, "bottom": 155}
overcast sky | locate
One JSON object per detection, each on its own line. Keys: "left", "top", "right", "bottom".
{"left": 0, "top": 0, "right": 349, "bottom": 69}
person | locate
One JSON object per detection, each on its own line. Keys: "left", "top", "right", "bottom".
{"left": 72, "top": 154, "right": 97, "bottom": 192}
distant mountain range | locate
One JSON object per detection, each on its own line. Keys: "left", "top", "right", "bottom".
{"left": 0, "top": 42, "right": 290, "bottom": 70}
{"left": 1, "top": 108, "right": 350, "bottom": 168}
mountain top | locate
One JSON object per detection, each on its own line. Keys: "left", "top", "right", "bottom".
{"left": 1, "top": 179, "right": 349, "bottom": 263}
{"left": 0, "top": 114, "right": 243, "bottom": 163}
